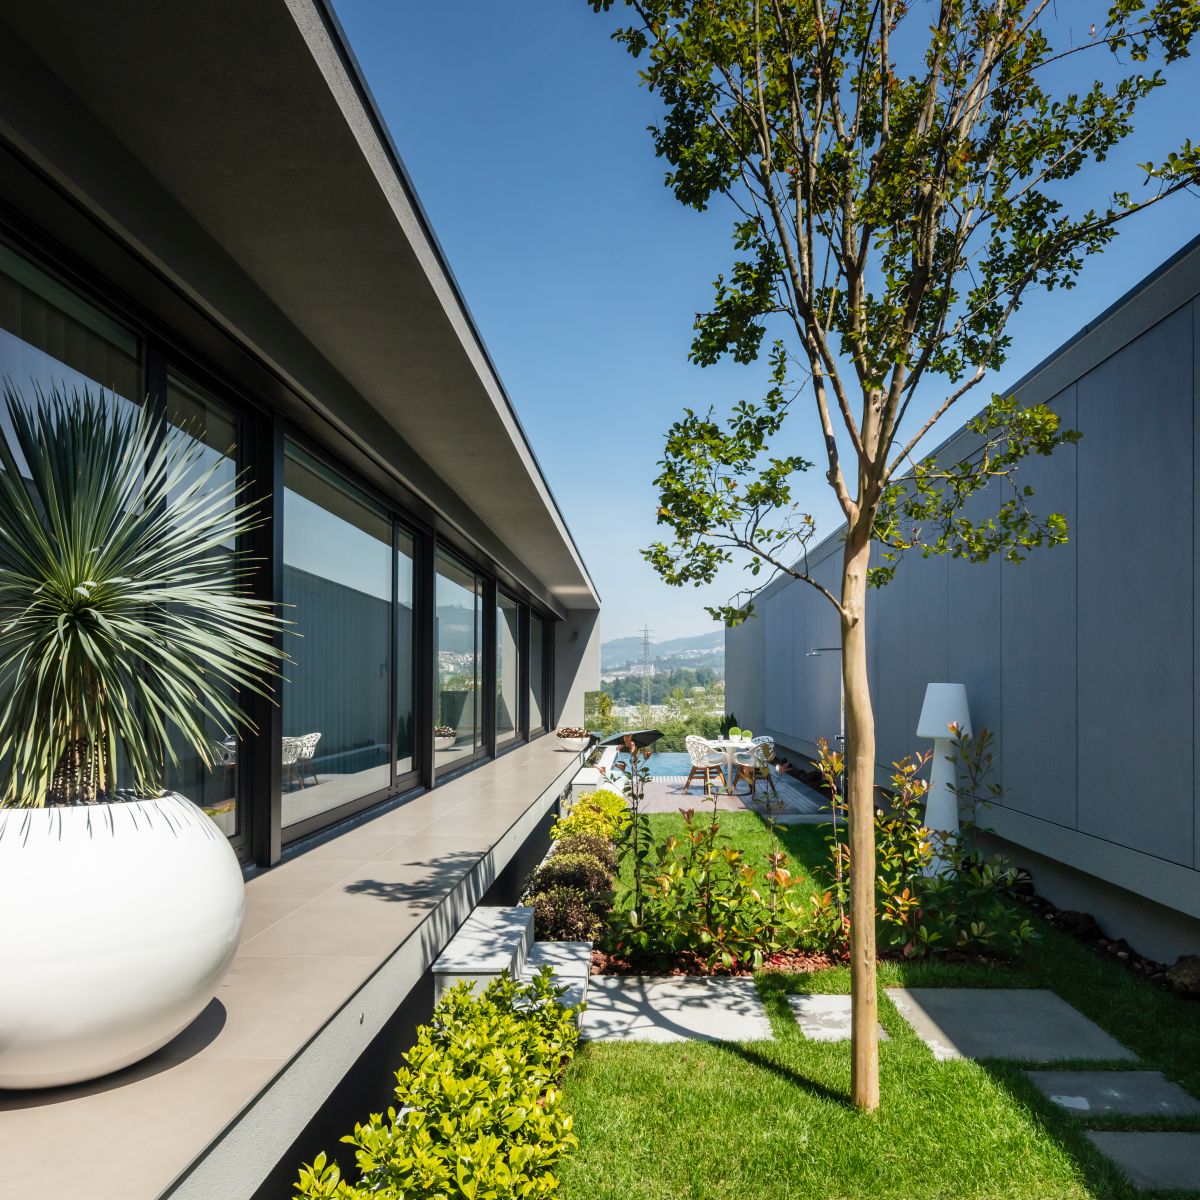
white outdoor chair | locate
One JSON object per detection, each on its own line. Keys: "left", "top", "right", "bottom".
{"left": 735, "top": 735, "right": 778, "bottom": 799}
{"left": 295, "top": 731, "right": 322, "bottom": 788}
{"left": 684, "top": 734, "right": 726, "bottom": 794}
{"left": 281, "top": 736, "right": 304, "bottom": 791}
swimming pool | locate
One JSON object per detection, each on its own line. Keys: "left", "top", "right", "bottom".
{"left": 617, "top": 750, "right": 694, "bottom": 777}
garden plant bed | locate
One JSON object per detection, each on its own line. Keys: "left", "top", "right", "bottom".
{"left": 591, "top": 946, "right": 840, "bottom": 976}
{"left": 558, "top": 811, "right": 1200, "bottom": 1200}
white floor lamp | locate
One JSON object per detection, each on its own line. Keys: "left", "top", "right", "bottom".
{"left": 916, "top": 683, "right": 972, "bottom": 874}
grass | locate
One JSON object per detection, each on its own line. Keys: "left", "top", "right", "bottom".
{"left": 559, "top": 812, "right": 1200, "bottom": 1200}
{"left": 615, "top": 807, "right": 827, "bottom": 910}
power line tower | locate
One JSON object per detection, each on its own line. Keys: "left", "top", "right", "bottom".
{"left": 640, "top": 625, "right": 654, "bottom": 707}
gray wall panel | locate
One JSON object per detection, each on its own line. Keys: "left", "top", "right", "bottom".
{"left": 946, "top": 486, "right": 1003, "bottom": 780}
{"left": 1076, "top": 307, "right": 1193, "bottom": 865}
{"left": 999, "top": 385, "right": 1079, "bottom": 826}
{"left": 727, "top": 245, "right": 1200, "bottom": 930}
{"left": 872, "top": 554, "right": 912, "bottom": 769}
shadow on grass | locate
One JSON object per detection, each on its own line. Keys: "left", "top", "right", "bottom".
{"left": 711, "top": 1039, "right": 855, "bottom": 1109}
{"left": 978, "top": 1061, "right": 1200, "bottom": 1200}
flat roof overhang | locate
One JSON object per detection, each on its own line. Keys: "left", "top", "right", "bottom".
{"left": 0, "top": 0, "right": 598, "bottom": 612}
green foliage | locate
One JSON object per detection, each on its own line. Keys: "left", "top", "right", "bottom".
{"left": 869, "top": 397, "right": 1082, "bottom": 587}
{"left": 550, "top": 833, "right": 618, "bottom": 874}
{"left": 530, "top": 887, "right": 607, "bottom": 943}
{"left": 587, "top": 0, "right": 1200, "bottom": 623}
{"left": 294, "top": 970, "right": 581, "bottom": 1200}
{"left": 0, "top": 385, "right": 284, "bottom": 806}
{"left": 526, "top": 852, "right": 614, "bottom": 902}
{"left": 649, "top": 708, "right": 724, "bottom": 753}
{"left": 551, "top": 790, "right": 629, "bottom": 843}
{"left": 602, "top": 666, "right": 720, "bottom": 707}
{"left": 813, "top": 739, "right": 1036, "bottom": 960}
{"left": 583, "top": 689, "right": 614, "bottom": 727}
{"left": 607, "top": 802, "right": 813, "bottom": 969}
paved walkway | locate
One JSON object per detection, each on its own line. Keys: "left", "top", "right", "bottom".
{"left": 886, "top": 988, "right": 1200, "bottom": 1191}
{"left": 581, "top": 977, "right": 773, "bottom": 1043}
{"left": 640, "top": 772, "right": 828, "bottom": 817}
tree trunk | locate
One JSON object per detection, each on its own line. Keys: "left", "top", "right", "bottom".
{"left": 842, "top": 521, "right": 879, "bottom": 1112}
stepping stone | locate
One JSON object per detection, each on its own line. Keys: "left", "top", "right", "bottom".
{"left": 1026, "top": 1070, "right": 1200, "bottom": 1117}
{"left": 885, "top": 988, "right": 1137, "bottom": 1062}
{"left": 788, "top": 994, "right": 889, "bottom": 1043}
{"left": 580, "top": 976, "right": 773, "bottom": 1043}
{"left": 1086, "top": 1132, "right": 1200, "bottom": 1191}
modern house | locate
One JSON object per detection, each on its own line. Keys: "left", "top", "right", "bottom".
{"left": 0, "top": 1, "right": 599, "bottom": 1196}
{"left": 727, "top": 233, "right": 1200, "bottom": 964}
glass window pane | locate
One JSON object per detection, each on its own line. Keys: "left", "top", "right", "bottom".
{"left": 283, "top": 444, "right": 392, "bottom": 828}
{"left": 395, "top": 527, "right": 416, "bottom": 778}
{"left": 0, "top": 241, "right": 140, "bottom": 468}
{"left": 496, "top": 595, "right": 521, "bottom": 746}
{"left": 436, "top": 548, "right": 482, "bottom": 769}
{"left": 529, "top": 615, "right": 547, "bottom": 732}
{"left": 161, "top": 372, "right": 241, "bottom": 836}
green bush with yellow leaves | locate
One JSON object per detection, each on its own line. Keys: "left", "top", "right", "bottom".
{"left": 294, "top": 969, "right": 581, "bottom": 1199}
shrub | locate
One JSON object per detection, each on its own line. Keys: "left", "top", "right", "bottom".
{"left": 551, "top": 832, "right": 618, "bottom": 873}
{"left": 551, "top": 789, "right": 628, "bottom": 843}
{"left": 525, "top": 852, "right": 614, "bottom": 905}
{"left": 607, "top": 807, "right": 812, "bottom": 969}
{"left": 294, "top": 969, "right": 580, "bottom": 1199}
{"left": 529, "top": 886, "right": 605, "bottom": 941}
{"left": 815, "top": 738, "right": 1037, "bottom": 959}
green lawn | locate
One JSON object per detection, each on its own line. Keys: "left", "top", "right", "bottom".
{"left": 560, "top": 813, "right": 1200, "bottom": 1200}
{"left": 614, "top": 808, "right": 827, "bottom": 910}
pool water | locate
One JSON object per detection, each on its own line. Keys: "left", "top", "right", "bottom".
{"left": 618, "top": 751, "right": 694, "bottom": 777}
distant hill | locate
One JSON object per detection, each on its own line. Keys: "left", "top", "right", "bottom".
{"left": 601, "top": 628, "right": 725, "bottom": 672}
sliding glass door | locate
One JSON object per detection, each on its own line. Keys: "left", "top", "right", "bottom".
{"left": 496, "top": 594, "right": 522, "bottom": 747}
{"left": 435, "top": 549, "right": 483, "bottom": 770}
{"left": 282, "top": 444, "right": 394, "bottom": 828}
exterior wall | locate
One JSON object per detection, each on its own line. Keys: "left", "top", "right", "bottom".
{"left": 727, "top": 238, "right": 1200, "bottom": 956}
{"left": 554, "top": 607, "right": 601, "bottom": 728}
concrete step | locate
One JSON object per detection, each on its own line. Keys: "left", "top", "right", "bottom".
{"left": 520, "top": 940, "right": 593, "bottom": 1011}
{"left": 432, "top": 905, "right": 534, "bottom": 1001}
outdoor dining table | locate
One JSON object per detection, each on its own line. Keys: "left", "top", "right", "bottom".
{"left": 704, "top": 737, "right": 758, "bottom": 791}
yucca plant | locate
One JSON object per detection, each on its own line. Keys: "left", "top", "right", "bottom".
{"left": 0, "top": 383, "right": 284, "bottom": 806}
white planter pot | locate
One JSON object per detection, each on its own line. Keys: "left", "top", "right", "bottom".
{"left": 557, "top": 737, "right": 589, "bottom": 753}
{"left": 434, "top": 735, "right": 456, "bottom": 751}
{"left": 0, "top": 793, "right": 244, "bottom": 1089}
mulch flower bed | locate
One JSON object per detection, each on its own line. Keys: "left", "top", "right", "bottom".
{"left": 590, "top": 947, "right": 841, "bottom": 976}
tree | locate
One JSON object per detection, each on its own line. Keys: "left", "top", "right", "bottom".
{"left": 589, "top": 0, "right": 1200, "bottom": 1110}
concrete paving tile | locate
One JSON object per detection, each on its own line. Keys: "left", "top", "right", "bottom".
{"left": 886, "top": 988, "right": 1137, "bottom": 1062}
{"left": 0, "top": 1056, "right": 280, "bottom": 1200}
{"left": 1027, "top": 1070, "right": 1200, "bottom": 1116}
{"left": 1086, "top": 1132, "right": 1200, "bottom": 1190}
{"left": 580, "top": 976, "right": 773, "bottom": 1043}
{"left": 788, "top": 994, "right": 889, "bottom": 1043}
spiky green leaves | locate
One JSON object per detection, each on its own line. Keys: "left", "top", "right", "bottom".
{"left": 0, "top": 385, "right": 285, "bottom": 806}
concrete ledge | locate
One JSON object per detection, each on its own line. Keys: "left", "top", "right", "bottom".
{"left": 0, "top": 738, "right": 577, "bottom": 1200}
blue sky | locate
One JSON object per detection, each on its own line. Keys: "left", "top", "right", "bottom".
{"left": 332, "top": 1, "right": 1200, "bottom": 645}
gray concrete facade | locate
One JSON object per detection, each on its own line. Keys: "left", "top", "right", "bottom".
{"left": 726, "top": 237, "right": 1200, "bottom": 960}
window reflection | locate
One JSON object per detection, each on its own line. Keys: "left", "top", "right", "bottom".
{"left": 529, "top": 615, "right": 548, "bottom": 733}
{"left": 435, "top": 549, "right": 482, "bottom": 769}
{"left": 161, "top": 372, "right": 240, "bottom": 835}
{"left": 496, "top": 594, "right": 520, "bottom": 745}
{"left": 395, "top": 528, "right": 416, "bottom": 779}
{"left": 282, "top": 444, "right": 392, "bottom": 827}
